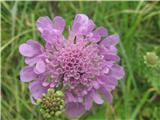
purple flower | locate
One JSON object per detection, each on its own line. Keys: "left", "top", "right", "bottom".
{"left": 19, "top": 14, "right": 124, "bottom": 117}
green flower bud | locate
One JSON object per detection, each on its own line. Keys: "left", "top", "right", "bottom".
{"left": 37, "top": 89, "right": 64, "bottom": 118}
{"left": 144, "top": 52, "right": 159, "bottom": 66}
{"left": 48, "top": 88, "right": 55, "bottom": 93}
{"left": 44, "top": 113, "right": 51, "bottom": 118}
{"left": 56, "top": 91, "right": 64, "bottom": 96}
{"left": 37, "top": 99, "right": 42, "bottom": 104}
{"left": 55, "top": 111, "right": 62, "bottom": 116}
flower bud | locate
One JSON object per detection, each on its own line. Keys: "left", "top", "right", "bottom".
{"left": 37, "top": 89, "right": 64, "bottom": 118}
{"left": 144, "top": 52, "right": 159, "bottom": 66}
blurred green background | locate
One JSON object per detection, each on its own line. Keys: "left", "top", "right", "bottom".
{"left": 1, "top": 1, "right": 160, "bottom": 120}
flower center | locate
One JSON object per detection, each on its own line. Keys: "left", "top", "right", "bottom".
{"left": 58, "top": 46, "right": 85, "bottom": 81}
{"left": 55, "top": 43, "right": 104, "bottom": 93}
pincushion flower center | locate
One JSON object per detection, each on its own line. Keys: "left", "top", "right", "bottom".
{"left": 56, "top": 44, "right": 104, "bottom": 91}
{"left": 59, "top": 47, "right": 85, "bottom": 79}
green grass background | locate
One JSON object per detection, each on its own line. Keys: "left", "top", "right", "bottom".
{"left": 1, "top": 1, "right": 160, "bottom": 120}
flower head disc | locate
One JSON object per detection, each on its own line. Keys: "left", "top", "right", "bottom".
{"left": 19, "top": 14, "right": 125, "bottom": 117}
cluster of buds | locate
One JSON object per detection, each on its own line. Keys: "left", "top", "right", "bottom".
{"left": 144, "top": 52, "right": 159, "bottom": 67}
{"left": 37, "top": 89, "right": 64, "bottom": 118}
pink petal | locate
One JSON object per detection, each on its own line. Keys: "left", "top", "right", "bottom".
{"left": 72, "top": 14, "right": 95, "bottom": 35}
{"left": 25, "top": 57, "right": 39, "bottom": 66}
{"left": 27, "top": 40, "right": 43, "bottom": 53}
{"left": 20, "top": 66, "right": 36, "bottom": 82}
{"left": 34, "top": 60, "right": 46, "bottom": 74}
{"left": 36, "top": 16, "right": 65, "bottom": 43}
{"left": 92, "top": 81, "right": 100, "bottom": 89}
{"left": 29, "top": 81, "right": 48, "bottom": 99}
{"left": 101, "top": 34, "right": 120, "bottom": 47}
{"left": 19, "top": 43, "right": 37, "bottom": 57}
{"left": 87, "top": 20, "right": 95, "bottom": 33}
{"left": 53, "top": 16, "right": 66, "bottom": 33}
{"left": 110, "top": 64, "right": 125, "bottom": 79}
{"left": 42, "top": 82, "right": 50, "bottom": 87}
{"left": 41, "top": 29, "right": 58, "bottom": 43}
{"left": 100, "top": 87, "right": 113, "bottom": 104}
{"left": 74, "top": 14, "right": 89, "bottom": 28}
{"left": 93, "top": 92, "right": 104, "bottom": 104}
{"left": 104, "top": 54, "right": 120, "bottom": 61}
{"left": 84, "top": 92, "right": 93, "bottom": 111}
{"left": 65, "top": 92, "right": 76, "bottom": 103}
{"left": 50, "top": 82, "right": 56, "bottom": 88}
{"left": 94, "top": 27, "right": 108, "bottom": 37}
{"left": 36, "top": 16, "right": 53, "bottom": 33}
{"left": 65, "top": 102, "right": 85, "bottom": 117}
{"left": 98, "top": 75, "right": 118, "bottom": 88}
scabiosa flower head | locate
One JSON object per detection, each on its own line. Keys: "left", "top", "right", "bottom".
{"left": 19, "top": 14, "right": 124, "bottom": 117}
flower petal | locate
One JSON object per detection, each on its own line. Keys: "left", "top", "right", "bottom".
{"left": 65, "top": 92, "right": 76, "bottom": 103}
{"left": 92, "top": 81, "right": 100, "bottom": 89}
{"left": 72, "top": 14, "right": 95, "bottom": 35}
{"left": 41, "top": 29, "right": 58, "bottom": 43}
{"left": 36, "top": 16, "right": 65, "bottom": 44}
{"left": 84, "top": 91, "right": 93, "bottom": 111}
{"left": 27, "top": 40, "right": 43, "bottom": 53}
{"left": 103, "top": 54, "right": 120, "bottom": 61}
{"left": 110, "top": 64, "right": 125, "bottom": 79}
{"left": 20, "top": 66, "right": 36, "bottom": 82}
{"left": 53, "top": 16, "right": 65, "bottom": 33}
{"left": 93, "top": 92, "right": 104, "bottom": 104}
{"left": 36, "top": 16, "right": 53, "bottom": 33}
{"left": 29, "top": 81, "right": 48, "bottom": 99}
{"left": 34, "top": 60, "right": 46, "bottom": 74}
{"left": 101, "top": 34, "right": 120, "bottom": 47}
{"left": 49, "top": 82, "right": 56, "bottom": 88}
{"left": 19, "top": 43, "right": 37, "bottom": 57}
{"left": 98, "top": 75, "right": 118, "bottom": 88}
{"left": 25, "top": 57, "right": 39, "bottom": 66}
{"left": 94, "top": 27, "right": 108, "bottom": 37}
{"left": 100, "top": 87, "right": 113, "bottom": 104}
{"left": 65, "top": 102, "right": 85, "bottom": 117}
